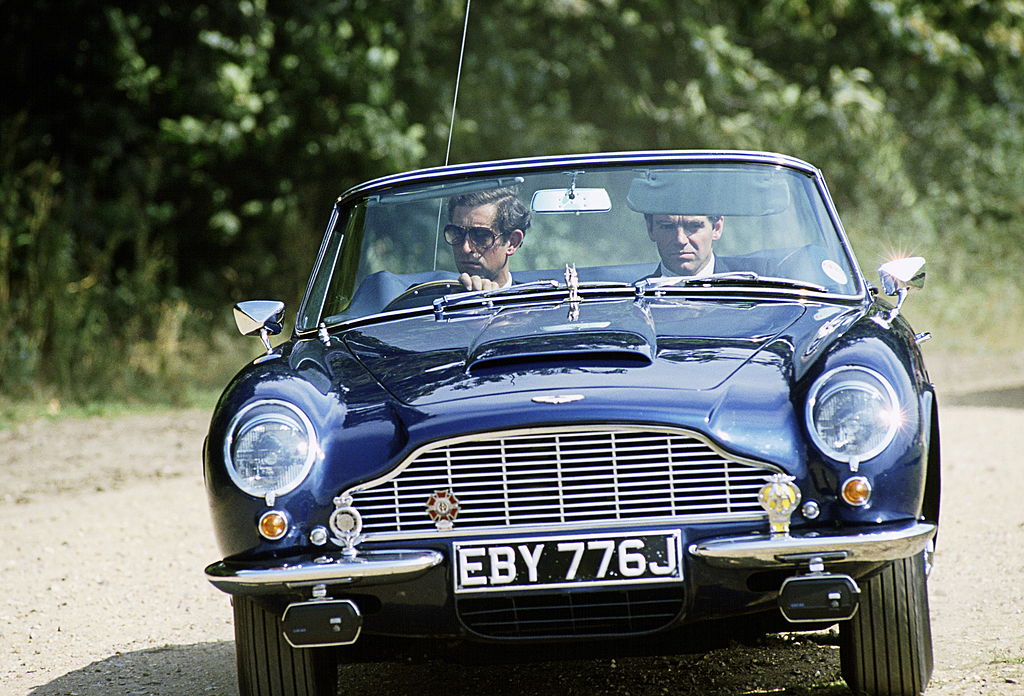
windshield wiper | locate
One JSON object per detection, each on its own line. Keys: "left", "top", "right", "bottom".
{"left": 483, "top": 279, "right": 633, "bottom": 298}
{"left": 634, "top": 272, "right": 827, "bottom": 297}
{"left": 432, "top": 280, "right": 560, "bottom": 318}
{"left": 432, "top": 279, "right": 634, "bottom": 319}
{"left": 479, "top": 279, "right": 561, "bottom": 296}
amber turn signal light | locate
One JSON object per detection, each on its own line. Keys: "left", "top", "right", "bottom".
{"left": 841, "top": 476, "right": 872, "bottom": 506}
{"left": 258, "top": 511, "right": 289, "bottom": 540}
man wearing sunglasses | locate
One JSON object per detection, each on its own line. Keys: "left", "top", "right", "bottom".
{"left": 445, "top": 187, "right": 530, "bottom": 291}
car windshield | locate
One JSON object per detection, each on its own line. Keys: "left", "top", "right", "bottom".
{"left": 299, "top": 160, "right": 860, "bottom": 332}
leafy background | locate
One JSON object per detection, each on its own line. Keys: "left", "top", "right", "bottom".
{"left": 2, "top": 0, "right": 1022, "bottom": 408}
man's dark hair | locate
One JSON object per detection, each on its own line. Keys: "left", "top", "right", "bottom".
{"left": 644, "top": 213, "right": 722, "bottom": 228}
{"left": 448, "top": 187, "right": 531, "bottom": 237}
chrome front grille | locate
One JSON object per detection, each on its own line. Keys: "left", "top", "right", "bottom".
{"left": 348, "top": 426, "right": 776, "bottom": 538}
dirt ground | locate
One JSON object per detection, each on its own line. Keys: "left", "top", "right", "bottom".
{"left": 2, "top": 363, "right": 1023, "bottom": 695}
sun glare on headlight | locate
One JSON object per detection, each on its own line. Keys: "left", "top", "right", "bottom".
{"left": 806, "top": 366, "right": 901, "bottom": 463}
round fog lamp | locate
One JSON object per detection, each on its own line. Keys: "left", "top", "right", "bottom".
{"left": 841, "top": 476, "right": 872, "bottom": 507}
{"left": 258, "top": 510, "right": 289, "bottom": 540}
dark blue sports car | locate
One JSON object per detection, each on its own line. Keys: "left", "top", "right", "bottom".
{"left": 204, "top": 150, "right": 939, "bottom": 696}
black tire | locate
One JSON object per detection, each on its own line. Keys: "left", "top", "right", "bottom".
{"left": 840, "top": 554, "right": 933, "bottom": 696}
{"left": 233, "top": 596, "right": 339, "bottom": 696}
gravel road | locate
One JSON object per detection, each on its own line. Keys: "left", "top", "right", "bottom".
{"left": 2, "top": 384, "right": 1022, "bottom": 695}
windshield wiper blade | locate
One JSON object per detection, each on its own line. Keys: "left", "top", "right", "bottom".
{"left": 479, "top": 279, "right": 561, "bottom": 297}
{"left": 634, "top": 272, "right": 827, "bottom": 297}
{"left": 483, "top": 279, "right": 633, "bottom": 298}
{"left": 433, "top": 279, "right": 635, "bottom": 319}
{"left": 432, "top": 280, "right": 561, "bottom": 318}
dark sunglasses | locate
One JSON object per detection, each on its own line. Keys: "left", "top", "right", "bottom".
{"left": 443, "top": 224, "right": 503, "bottom": 250}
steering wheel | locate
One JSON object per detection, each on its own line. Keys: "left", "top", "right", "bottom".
{"left": 382, "top": 279, "right": 468, "bottom": 312}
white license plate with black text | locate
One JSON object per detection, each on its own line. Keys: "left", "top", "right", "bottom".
{"left": 453, "top": 530, "right": 683, "bottom": 593}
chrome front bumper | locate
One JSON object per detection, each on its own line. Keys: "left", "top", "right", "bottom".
{"left": 206, "top": 549, "right": 443, "bottom": 595}
{"left": 688, "top": 520, "right": 936, "bottom": 569}
{"left": 206, "top": 521, "right": 935, "bottom": 595}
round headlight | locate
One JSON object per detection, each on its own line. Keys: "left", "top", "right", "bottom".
{"left": 224, "top": 400, "right": 317, "bottom": 498}
{"left": 806, "top": 366, "right": 901, "bottom": 463}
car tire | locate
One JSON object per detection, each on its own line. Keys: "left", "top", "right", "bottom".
{"left": 839, "top": 554, "right": 933, "bottom": 696}
{"left": 233, "top": 595, "right": 339, "bottom": 696}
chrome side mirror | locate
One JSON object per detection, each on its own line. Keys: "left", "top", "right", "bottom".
{"left": 234, "top": 300, "right": 285, "bottom": 356}
{"left": 876, "top": 257, "right": 925, "bottom": 326}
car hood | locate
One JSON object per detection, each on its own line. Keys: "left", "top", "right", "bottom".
{"left": 342, "top": 298, "right": 809, "bottom": 407}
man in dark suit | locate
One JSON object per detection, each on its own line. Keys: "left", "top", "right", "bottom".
{"left": 642, "top": 212, "right": 734, "bottom": 278}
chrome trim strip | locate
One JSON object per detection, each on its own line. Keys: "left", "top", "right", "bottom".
{"left": 344, "top": 424, "right": 782, "bottom": 498}
{"left": 205, "top": 549, "right": 443, "bottom": 594}
{"left": 360, "top": 510, "right": 769, "bottom": 543}
{"left": 338, "top": 150, "right": 819, "bottom": 203}
{"left": 688, "top": 521, "right": 936, "bottom": 569}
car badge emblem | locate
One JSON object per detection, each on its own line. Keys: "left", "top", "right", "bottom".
{"left": 426, "top": 490, "right": 460, "bottom": 530}
{"left": 531, "top": 394, "right": 585, "bottom": 405}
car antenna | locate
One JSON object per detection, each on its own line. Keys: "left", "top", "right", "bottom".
{"left": 433, "top": 0, "right": 473, "bottom": 270}
{"left": 445, "top": 0, "right": 472, "bottom": 167}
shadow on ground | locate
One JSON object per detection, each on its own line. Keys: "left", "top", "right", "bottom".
{"left": 29, "top": 633, "right": 850, "bottom": 696}
{"left": 945, "top": 384, "right": 1024, "bottom": 409}
{"left": 27, "top": 641, "right": 237, "bottom": 696}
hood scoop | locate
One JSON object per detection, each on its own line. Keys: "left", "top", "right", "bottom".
{"left": 466, "top": 301, "right": 656, "bottom": 375}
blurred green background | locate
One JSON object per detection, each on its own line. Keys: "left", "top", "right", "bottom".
{"left": 3, "top": 0, "right": 1022, "bottom": 414}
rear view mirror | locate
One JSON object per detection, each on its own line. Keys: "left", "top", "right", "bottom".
{"left": 531, "top": 187, "right": 612, "bottom": 213}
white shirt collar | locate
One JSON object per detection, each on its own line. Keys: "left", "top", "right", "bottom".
{"left": 658, "top": 253, "right": 716, "bottom": 278}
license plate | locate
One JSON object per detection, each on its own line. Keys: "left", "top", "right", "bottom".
{"left": 453, "top": 530, "right": 682, "bottom": 593}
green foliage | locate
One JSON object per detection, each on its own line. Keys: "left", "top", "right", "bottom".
{"left": 2, "top": 0, "right": 1023, "bottom": 404}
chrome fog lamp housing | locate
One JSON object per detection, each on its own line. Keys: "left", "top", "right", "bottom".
{"left": 806, "top": 366, "right": 901, "bottom": 464}
{"left": 225, "top": 400, "right": 318, "bottom": 499}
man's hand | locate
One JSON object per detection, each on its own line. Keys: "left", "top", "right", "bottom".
{"left": 459, "top": 273, "right": 502, "bottom": 291}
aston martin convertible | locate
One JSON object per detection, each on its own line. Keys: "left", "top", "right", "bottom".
{"left": 205, "top": 150, "right": 939, "bottom": 696}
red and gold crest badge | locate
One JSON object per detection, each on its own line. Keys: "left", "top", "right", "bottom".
{"left": 425, "top": 490, "right": 460, "bottom": 530}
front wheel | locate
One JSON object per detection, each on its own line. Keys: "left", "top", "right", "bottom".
{"left": 233, "top": 596, "right": 339, "bottom": 696}
{"left": 840, "top": 554, "right": 933, "bottom": 696}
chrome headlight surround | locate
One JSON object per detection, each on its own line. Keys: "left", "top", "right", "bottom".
{"left": 805, "top": 366, "right": 902, "bottom": 464}
{"left": 224, "top": 399, "right": 318, "bottom": 499}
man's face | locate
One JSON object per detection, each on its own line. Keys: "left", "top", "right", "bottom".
{"left": 450, "top": 203, "right": 521, "bottom": 283}
{"left": 647, "top": 214, "right": 722, "bottom": 276}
